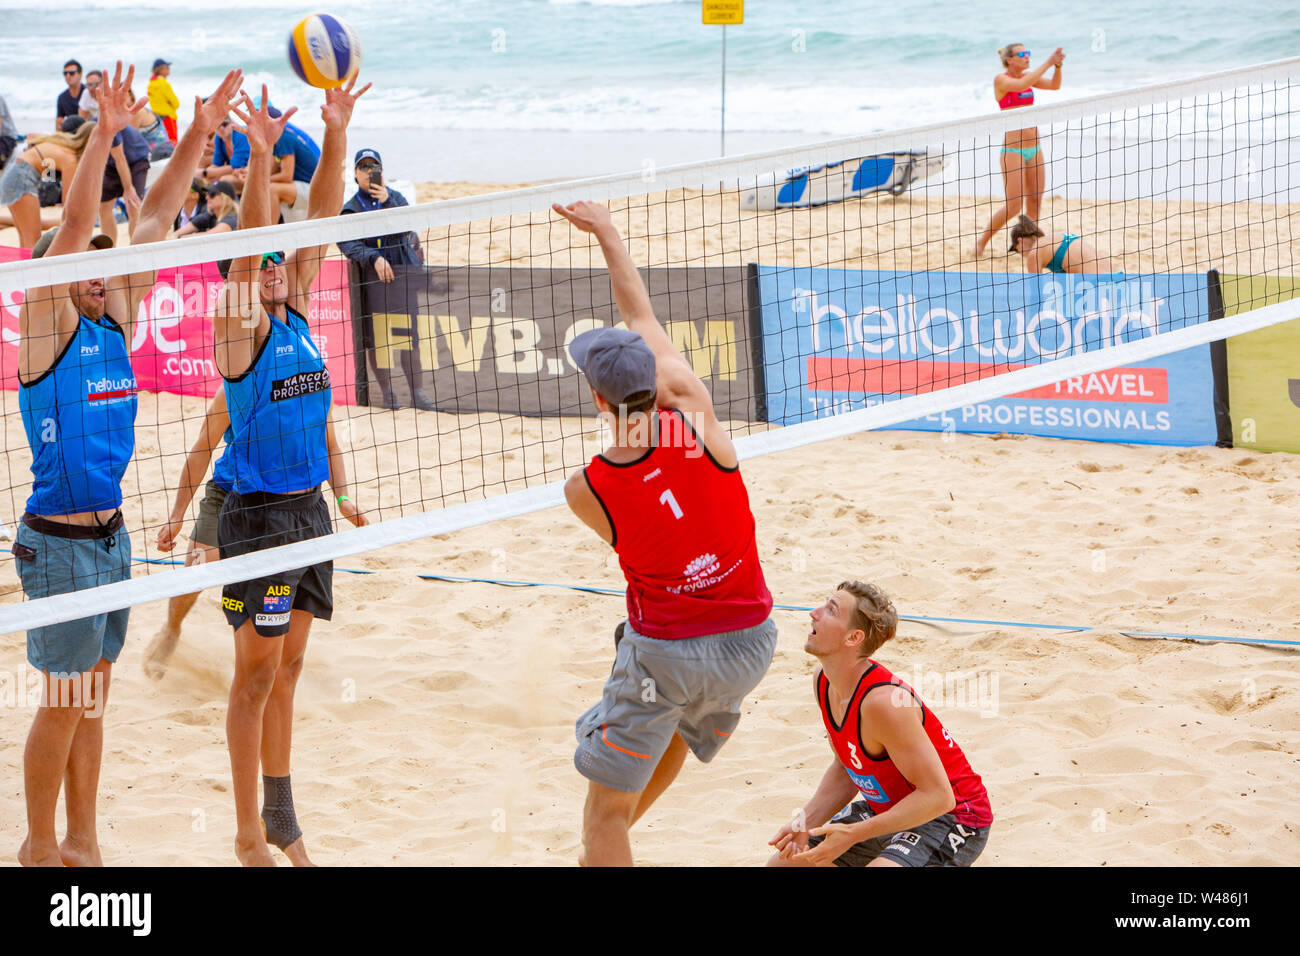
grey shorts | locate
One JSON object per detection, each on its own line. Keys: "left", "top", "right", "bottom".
{"left": 190, "top": 480, "right": 229, "bottom": 549}
{"left": 0, "top": 158, "right": 40, "bottom": 206}
{"left": 574, "top": 616, "right": 777, "bottom": 793}
{"left": 13, "top": 514, "right": 132, "bottom": 676}
{"left": 808, "top": 800, "right": 991, "bottom": 867}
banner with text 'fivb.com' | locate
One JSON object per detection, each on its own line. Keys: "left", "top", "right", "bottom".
{"left": 756, "top": 267, "right": 1217, "bottom": 446}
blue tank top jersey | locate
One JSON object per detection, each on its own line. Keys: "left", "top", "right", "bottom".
{"left": 20, "top": 314, "right": 138, "bottom": 516}
{"left": 223, "top": 305, "right": 330, "bottom": 494}
{"left": 211, "top": 426, "right": 237, "bottom": 493}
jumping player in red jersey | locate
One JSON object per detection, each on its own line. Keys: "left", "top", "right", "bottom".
{"left": 769, "top": 581, "right": 993, "bottom": 866}
{"left": 553, "top": 199, "right": 778, "bottom": 867}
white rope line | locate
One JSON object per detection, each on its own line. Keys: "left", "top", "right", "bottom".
{"left": 1, "top": 55, "right": 1296, "bottom": 295}
{"left": 1, "top": 296, "right": 1295, "bottom": 636}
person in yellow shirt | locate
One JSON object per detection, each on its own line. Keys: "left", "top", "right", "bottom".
{"left": 147, "top": 58, "right": 179, "bottom": 143}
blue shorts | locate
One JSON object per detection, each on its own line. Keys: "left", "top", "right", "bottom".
{"left": 13, "top": 514, "right": 131, "bottom": 676}
{"left": 0, "top": 158, "right": 40, "bottom": 206}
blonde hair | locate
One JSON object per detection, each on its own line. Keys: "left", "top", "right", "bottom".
{"left": 209, "top": 190, "right": 240, "bottom": 219}
{"left": 28, "top": 121, "right": 97, "bottom": 156}
{"left": 837, "top": 580, "right": 899, "bottom": 659}
{"left": 997, "top": 43, "right": 1024, "bottom": 66}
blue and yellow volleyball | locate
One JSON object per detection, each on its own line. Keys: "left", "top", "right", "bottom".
{"left": 287, "top": 13, "right": 362, "bottom": 88}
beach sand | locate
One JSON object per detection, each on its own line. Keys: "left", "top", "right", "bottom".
{"left": 1, "top": 182, "right": 1298, "bottom": 866}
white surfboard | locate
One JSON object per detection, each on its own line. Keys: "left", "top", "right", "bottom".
{"left": 740, "top": 150, "right": 946, "bottom": 211}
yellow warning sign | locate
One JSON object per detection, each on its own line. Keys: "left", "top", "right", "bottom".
{"left": 703, "top": 0, "right": 744, "bottom": 25}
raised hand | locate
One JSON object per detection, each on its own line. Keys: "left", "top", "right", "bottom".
{"left": 94, "top": 61, "right": 148, "bottom": 136}
{"left": 230, "top": 84, "right": 297, "bottom": 155}
{"left": 192, "top": 69, "right": 244, "bottom": 135}
{"left": 320, "top": 73, "right": 371, "bottom": 131}
{"left": 1050, "top": 47, "right": 1065, "bottom": 66}
{"left": 552, "top": 200, "right": 614, "bottom": 236}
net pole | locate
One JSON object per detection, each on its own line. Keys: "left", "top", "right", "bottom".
{"left": 721, "top": 24, "right": 727, "bottom": 157}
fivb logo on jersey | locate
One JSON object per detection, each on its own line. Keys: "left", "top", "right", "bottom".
{"left": 49, "top": 886, "right": 151, "bottom": 936}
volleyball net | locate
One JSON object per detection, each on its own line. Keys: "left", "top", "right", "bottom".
{"left": 1, "top": 56, "right": 1298, "bottom": 635}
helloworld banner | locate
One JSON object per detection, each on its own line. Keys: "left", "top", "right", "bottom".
{"left": 0, "top": 246, "right": 356, "bottom": 404}
{"left": 756, "top": 266, "right": 1218, "bottom": 445}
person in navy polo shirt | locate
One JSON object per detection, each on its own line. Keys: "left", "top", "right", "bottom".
{"left": 338, "top": 147, "right": 434, "bottom": 410}
{"left": 15, "top": 63, "right": 244, "bottom": 867}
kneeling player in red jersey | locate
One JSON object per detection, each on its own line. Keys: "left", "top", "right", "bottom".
{"left": 769, "top": 581, "right": 993, "bottom": 867}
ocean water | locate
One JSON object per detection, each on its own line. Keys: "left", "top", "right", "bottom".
{"left": 1, "top": 0, "right": 1297, "bottom": 180}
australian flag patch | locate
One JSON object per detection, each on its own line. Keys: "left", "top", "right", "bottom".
{"left": 263, "top": 589, "right": 292, "bottom": 613}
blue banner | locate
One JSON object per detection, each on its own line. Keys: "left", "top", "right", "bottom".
{"left": 756, "top": 268, "right": 1216, "bottom": 445}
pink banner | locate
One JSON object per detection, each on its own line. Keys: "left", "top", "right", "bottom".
{"left": 0, "top": 247, "right": 355, "bottom": 405}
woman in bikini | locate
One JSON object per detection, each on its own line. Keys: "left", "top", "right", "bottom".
{"left": 1008, "top": 215, "right": 1118, "bottom": 274}
{"left": 0, "top": 120, "right": 96, "bottom": 249}
{"left": 974, "top": 43, "right": 1064, "bottom": 258}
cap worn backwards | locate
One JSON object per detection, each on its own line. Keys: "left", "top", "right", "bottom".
{"left": 568, "top": 327, "right": 657, "bottom": 406}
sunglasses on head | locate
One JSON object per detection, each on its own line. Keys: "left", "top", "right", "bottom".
{"left": 260, "top": 252, "right": 286, "bottom": 269}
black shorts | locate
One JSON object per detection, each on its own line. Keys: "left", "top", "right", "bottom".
{"left": 808, "top": 801, "right": 991, "bottom": 867}
{"left": 101, "top": 158, "right": 149, "bottom": 202}
{"left": 218, "top": 487, "right": 333, "bottom": 637}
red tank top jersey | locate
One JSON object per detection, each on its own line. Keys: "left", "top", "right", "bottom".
{"left": 998, "top": 75, "right": 1034, "bottom": 110}
{"left": 583, "top": 408, "right": 772, "bottom": 640}
{"left": 816, "top": 662, "right": 993, "bottom": 828}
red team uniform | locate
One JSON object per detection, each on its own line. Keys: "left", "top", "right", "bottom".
{"left": 583, "top": 408, "right": 772, "bottom": 638}
{"left": 809, "top": 660, "right": 993, "bottom": 866}
{"left": 574, "top": 407, "right": 778, "bottom": 793}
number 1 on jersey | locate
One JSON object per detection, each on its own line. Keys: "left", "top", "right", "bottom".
{"left": 659, "top": 488, "right": 684, "bottom": 520}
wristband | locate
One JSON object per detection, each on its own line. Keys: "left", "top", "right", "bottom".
{"left": 337, "top": 495, "right": 350, "bottom": 505}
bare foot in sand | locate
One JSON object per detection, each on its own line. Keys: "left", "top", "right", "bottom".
{"left": 235, "top": 833, "right": 277, "bottom": 867}
{"left": 279, "top": 837, "right": 318, "bottom": 867}
{"left": 142, "top": 624, "right": 180, "bottom": 681}
{"left": 59, "top": 834, "right": 103, "bottom": 867}
{"left": 19, "top": 836, "right": 65, "bottom": 867}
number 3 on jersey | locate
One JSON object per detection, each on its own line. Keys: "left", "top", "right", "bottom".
{"left": 845, "top": 741, "right": 863, "bottom": 770}
{"left": 659, "top": 488, "right": 684, "bottom": 520}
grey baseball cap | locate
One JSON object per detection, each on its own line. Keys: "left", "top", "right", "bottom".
{"left": 569, "top": 327, "right": 657, "bottom": 404}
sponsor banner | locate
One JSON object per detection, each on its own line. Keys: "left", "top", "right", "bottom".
{"left": 1217, "top": 273, "right": 1300, "bottom": 453}
{"left": 350, "top": 265, "right": 761, "bottom": 421}
{"left": 0, "top": 248, "right": 355, "bottom": 404}
{"left": 756, "top": 266, "right": 1217, "bottom": 445}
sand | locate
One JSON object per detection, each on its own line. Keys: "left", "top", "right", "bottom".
{"left": 1, "top": 181, "right": 1298, "bottom": 866}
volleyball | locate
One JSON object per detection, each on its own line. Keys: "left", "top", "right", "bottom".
{"left": 287, "top": 13, "right": 362, "bottom": 88}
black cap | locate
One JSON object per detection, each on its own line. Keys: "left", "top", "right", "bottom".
{"left": 354, "top": 148, "right": 381, "bottom": 167}
{"left": 206, "top": 180, "right": 237, "bottom": 202}
{"left": 61, "top": 115, "right": 87, "bottom": 134}
{"left": 152, "top": 58, "right": 171, "bottom": 71}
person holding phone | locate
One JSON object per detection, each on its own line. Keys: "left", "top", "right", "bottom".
{"left": 338, "top": 148, "right": 434, "bottom": 410}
